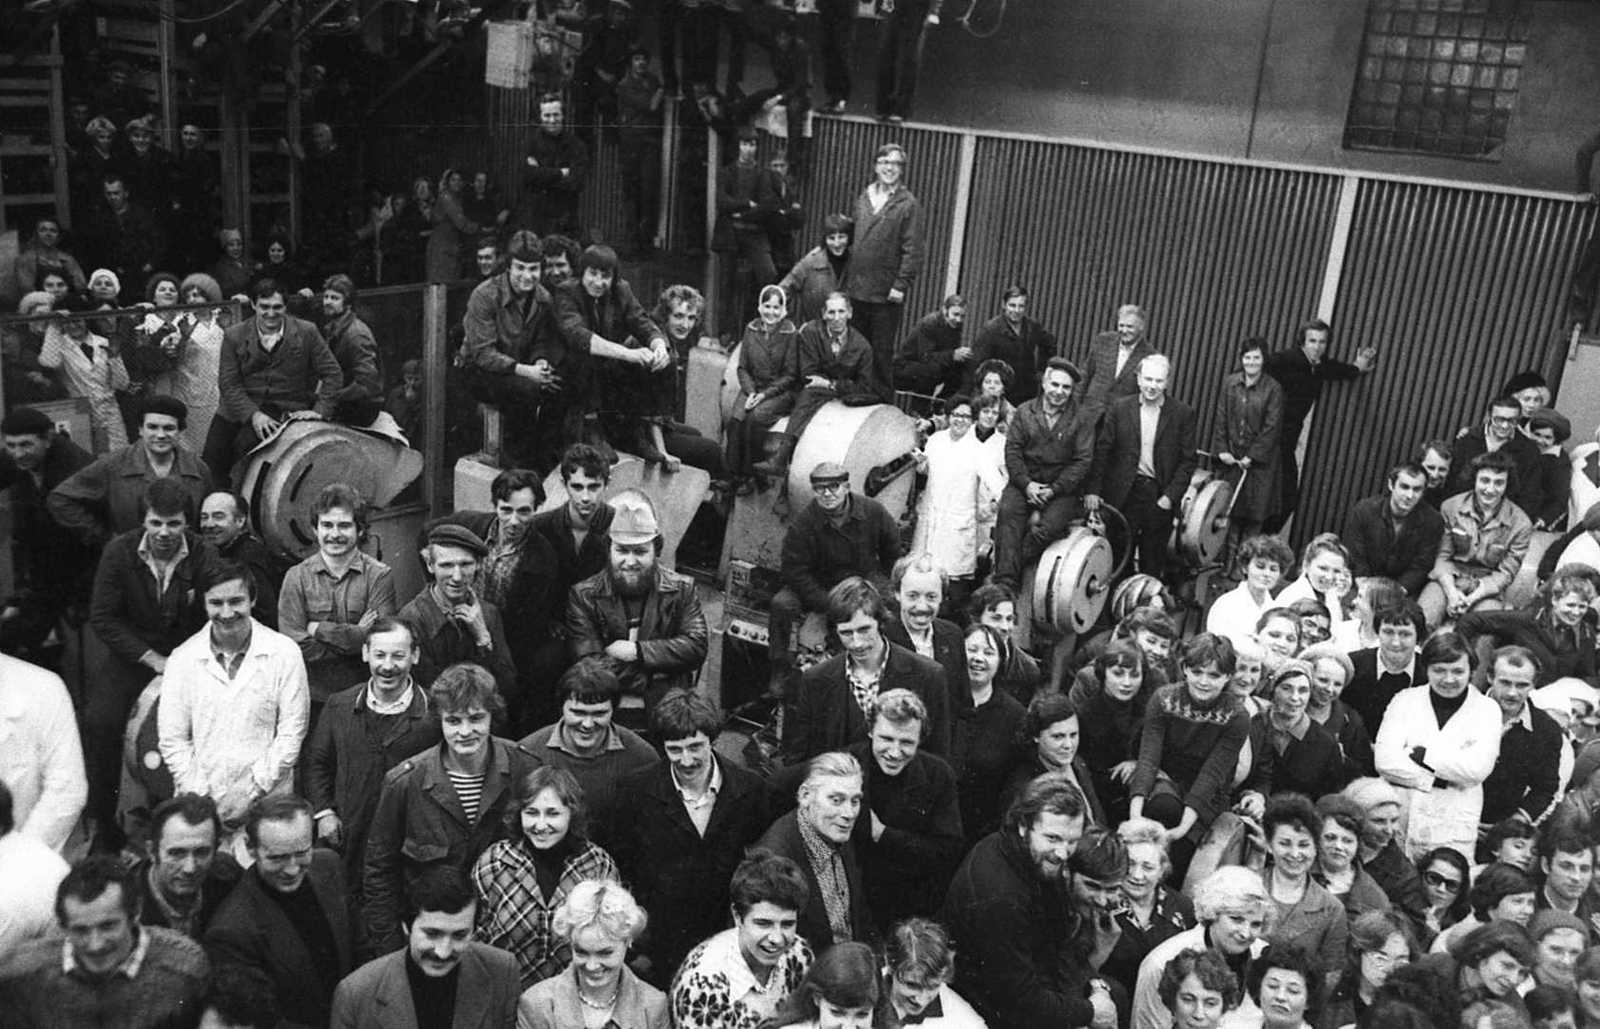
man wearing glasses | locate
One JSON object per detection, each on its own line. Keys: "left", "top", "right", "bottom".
{"left": 1445, "top": 394, "right": 1546, "bottom": 517}
{"left": 847, "top": 143, "right": 924, "bottom": 391}
{"left": 770, "top": 462, "right": 903, "bottom": 695}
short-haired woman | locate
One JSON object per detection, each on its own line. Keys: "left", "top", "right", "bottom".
{"left": 516, "top": 878, "right": 667, "bottom": 1028}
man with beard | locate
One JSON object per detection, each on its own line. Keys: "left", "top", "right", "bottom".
{"left": 1344, "top": 462, "right": 1445, "bottom": 597}
{"left": 330, "top": 868, "right": 520, "bottom": 1026}
{"left": 0, "top": 406, "right": 92, "bottom": 661}
{"left": 945, "top": 772, "right": 1119, "bottom": 1028}
{"left": 306, "top": 617, "right": 441, "bottom": 895}
{"left": 133, "top": 793, "right": 238, "bottom": 939}
{"left": 755, "top": 751, "right": 871, "bottom": 950}
{"left": 398, "top": 523, "right": 517, "bottom": 697}
{"left": 199, "top": 490, "right": 277, "bottom": 627}
{"left": 318, "top": 275, "right": 382, "bottom": 427}
{"left": 158, "top": 561, "right": 309, "bottom": 829}
{"left": 85, "top": 478, "right": 220, "bottom": 851}
{"left": 205, "top": 795, "right": 356, "bottom": 1028}
{"left": 564, "top": 490, "right": 708, "bottom": 720}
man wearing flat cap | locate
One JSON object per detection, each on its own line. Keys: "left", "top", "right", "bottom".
{"left": 565, "top": 489, "right": 708, "bottom": 720}
{"left": 399, "top": 522, "right": 518, "bottom": 698}
{"left": 49, "top": 392, "right": 212, "bottom": 545}
{"left": 992, "top": 356, "right": 1096, "bottom": 589}
{"left": 771, "top": 460, "right": 902, "bottom": 691}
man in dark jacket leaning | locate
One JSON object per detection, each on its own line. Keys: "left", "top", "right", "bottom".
{"left": 769, "top": 460, "right": 902, "bottom": 690}
{"left": 943, "top": 771, "right": 1115, "bottom": 1029}
{"left": 564, "top": 489, "right": 708, "bottom": 720}
{"left": 993, "top": 357, "right": 1096, "bottom": 589}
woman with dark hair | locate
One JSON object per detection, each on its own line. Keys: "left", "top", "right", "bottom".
{"left": 971, "top": 357, "right": 1017, "bottom": 432}
{"left": 472, "top": 765, "right": 619, "bottom": 989}
{"left": 726, "top": 283, "right": 798, "bottom": 492}
{"left": 778, "top": 212, "right": 852, "bottom": 328}
{"left": 1158, "top": 947, "right": 1243, "bottom": 1029}
{"left": 1429, "top": 863, "right": 1537, "bottom": 955}
{"left": 763, "top": 940, "right": 883, "bottom": 1029}
{"left": 1362, "top": 960, "right": 1463, "bottom": 1029}
{"left": 1416, "top": 846, "right": 1473, "bottom": 947}
{"left": 252, "top": 233, "right": 306, "bottom": 296}
{"left": 1002, "top": 691, "right": 1106, "bottom": 827}
{"left": 1207, "top": 534, "right": 1295, "bottom": 652}
{"left": 1313, "top": 794, "right": 1393, "bottom": 918}
{"left": 1215, "top": 337, "right": 1285, "bottom": 555}
{"left": 1249, "top": 944, "right": 1323, "bottom": 1029}
{"left": 1238, "top": 663, "right": 1347, "bottom": 804}
{"left": 1130, "top": 634, "right": 1252, "bottom": 872}
{"left": 1319, "top": 910, "right": 1415, "bottom": 1029}
{"left": 127, "top": 271, "right": 185, "bottom": 403}
{"left": 1413, "top": 921, "right": 1535, "bottom": 1009}
{"left": 1070, "top": 638, "right": 1160, "bottom": 821}
{"left": 1257, "top": 793, "right": 1350, "bottom": 983}
{"left": 968, "top": 583, "right": 1043, "bottom": 702}
{"left": 950, "top": 621, "right": 1026, "bottom": 845}
{"left": 1524, "top": 984, "right": 1577, "bottom": 1029}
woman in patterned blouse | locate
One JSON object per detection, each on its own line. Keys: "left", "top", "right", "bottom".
{"left": 472, "top": 765, "right": 619, "bottom": 989}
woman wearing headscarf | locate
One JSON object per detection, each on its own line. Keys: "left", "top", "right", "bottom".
{"left": 426, "top": 167, "right": 481, "bottom": 284}
{"left": 725, "top": 283, "right": 798, "bottom": 492}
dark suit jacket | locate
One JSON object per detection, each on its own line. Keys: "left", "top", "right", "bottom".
{"left": 784, "top": 642, "right": 951, "bottom": 765}
{"left": 1345, "top": 648, "right": 1420, "bottom": 741}
{"left": 1344, "top": 495, "right": 1446, "bottom": 596}
{"left": 88, "top": 528, "right": 221, "bottom": 665}
{"left": 610, "top": 755, "right": 773, "bottom": 984}
{"left": 329, "top": 943, "right": 520, "bottom": 1029}
{"left": 1481, "top": 704, "right": 1565, "bottom": 826}
{"left": 529, "top": 503, "right": 615, "bottom": 600}
{"left": 218, "top": 313, "right": 342, "bottom": 422}
{"left": 1086, "top": 393, "right": 1198, "bottom": 510}
{"left": 883, "top": 616, "right": 970, "bottom": 703}
{"left": 1079, "top": 332, "right": 1155, "bottom": 413}
{"left": 755, "top": 810, "right": 871, "bottom": 951}
{"left": 206, "top": 850, "right": 356, "bottom": 1029}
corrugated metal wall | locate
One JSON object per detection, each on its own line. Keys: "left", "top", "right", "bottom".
{"left": 960, "top": 139, "right": 1342, "bottom": 444}
{"left": 797, "top": 118, "right": 966, "bottom": 322}
{"left": 1301, "top": 182, "right": 1598, "bottom": 541}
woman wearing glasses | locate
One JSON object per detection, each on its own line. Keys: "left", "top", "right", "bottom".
{"left": 912, "top": 394, "right": 1006, "bottom": 604}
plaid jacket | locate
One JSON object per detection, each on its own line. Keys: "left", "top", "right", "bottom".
{"left": 471, "top": 836, "right": 618, "bottom": 989}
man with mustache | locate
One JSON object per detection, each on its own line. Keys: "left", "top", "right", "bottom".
{"left": 329, "top": 868, "right": 520, "bottom": 1028}
{"left": 564, "top": 489, "right": 708, "bottom": 720}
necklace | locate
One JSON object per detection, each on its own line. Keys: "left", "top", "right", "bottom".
{"left": 578, "top": 988, "right": 618, "bottom": 1010}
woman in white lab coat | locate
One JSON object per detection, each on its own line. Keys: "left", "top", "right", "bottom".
{"left": 1372, "top": 631, "right": 1502, "bottom": 863}
{"left": 913, "top": 393, "right": 1007, "bottom": 585}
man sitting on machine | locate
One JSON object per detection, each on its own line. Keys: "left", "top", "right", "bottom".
{"left": 769, "top": 461, "right": 903, "bottom": 695}
{"left": 992, "top": 357, "right": 1097, "bottom": 590}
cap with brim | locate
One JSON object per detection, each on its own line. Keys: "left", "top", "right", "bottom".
{"left": 427, "top": 522, "right": 488, "bottom": 557}
{"left": 809, "top": 461, "right": 849, "bottom": 485}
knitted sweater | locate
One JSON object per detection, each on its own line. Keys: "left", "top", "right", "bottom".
{"left": 1131, "top": 685, "right": 1251, "bottom": 824}
{"left": 1, "top": 926, "right": 209, "bottom": 1028}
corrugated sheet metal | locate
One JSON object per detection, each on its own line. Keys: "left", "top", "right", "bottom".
{"left": 1302, "top": 182, "right": 1598, "bottom": 542}
{"left": 960, "top": 138, "right": 1341, "bottom": 445}
{"left": 795, "top": 118, "right": 965, "bottom": 322}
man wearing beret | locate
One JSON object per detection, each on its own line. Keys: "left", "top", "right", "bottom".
{"left": 398, "top": 523, "right": 518, "bottom": 698}
{"left": 49, "top": 392, "right": 213, "bottom": 545}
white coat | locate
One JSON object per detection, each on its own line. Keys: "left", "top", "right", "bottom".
{"left": 1373, "top": 683, "right": 1502, "bottom": 862}
{"left": 971, "top": 429, "right": 1008, "bottom": 562}
{"left": 913, "top": 427, "right": 1007, "bottom": 578}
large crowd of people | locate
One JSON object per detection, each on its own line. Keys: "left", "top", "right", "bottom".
{"left": 6, "top": 13, "right": 1600, "bottom": 1029}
